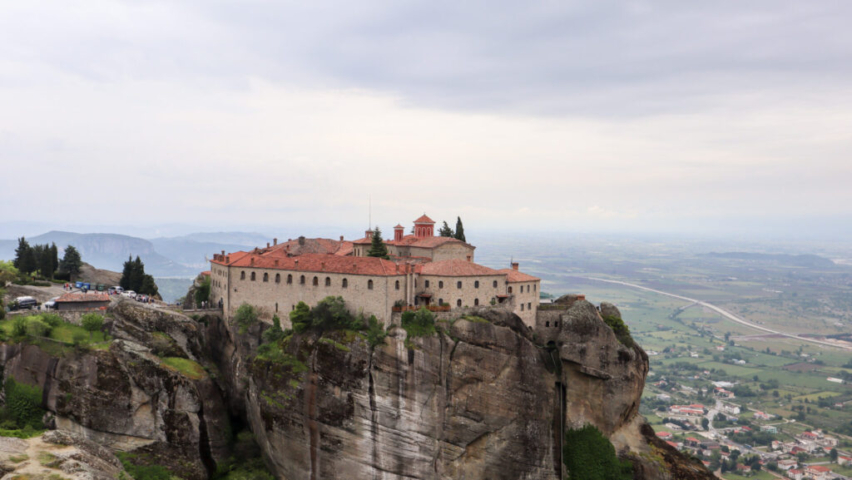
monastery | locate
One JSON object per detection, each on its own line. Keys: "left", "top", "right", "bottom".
{"left": 209, "top": 214, "right": 541, "bottom": 327}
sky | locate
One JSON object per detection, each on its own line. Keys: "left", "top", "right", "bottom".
{"left": 2, "top": 1, "right": 852, "bottom": 239}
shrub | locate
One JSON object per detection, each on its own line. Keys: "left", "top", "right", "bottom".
{"left": 12, "top": 317, "right": 28, "bottom": 337}
{"left": 563, "top": 424, "right": 633, "bottom": 480}
{"left": 234, "top": 303, "right": 259, "bottom": 335}
{"left": 72, "top": 331, "right": 87, "bottom": 346}
{"left": 26, "top": 319, "right": 51, "bottom": 338}
{"left": 262, "top": 315, "right": 286, "bottom": 343}
{"left": 195, "top": 275, "right": 211, "bottom": 307}
{"left": 311, "top": 296, "right": 355, "bottom": 331}
{"left": 81, "top": 313, "right": 104, "bottom": 340}
{"left": 401, "top": 307, "right": 436, "bottom": 338}
{"left": 602, "top": 315, "right": 635, "bottom": 348}
{"left": 40, "top": 313, "right": 63, "bottom": 327}
{"left": 4, "top": 378, "right": 45, "bottom": 429}
{"left": 365, "top": 315, "right": 387, "bottom": 348}
{"left": 116, "top": 452, "right": 173, "bottom": 480}
{"left": 290, "top": 302, "right": 311, "bottom": 333}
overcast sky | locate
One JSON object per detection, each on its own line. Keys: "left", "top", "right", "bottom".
{"left": 2, "top": 1, "right": 851, "bottom": 239}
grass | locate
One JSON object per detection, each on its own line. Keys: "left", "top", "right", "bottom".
{"left": 317, "top": 337, "right": 351, "bottom": 352}
{"left": 0, "top": 315, "right": 111, "bottom": 351}
{"left": 8, "top": 454, "right": 29, "bottom": 463}
{"left": 159, "top": 357, "right": 206, "bottom": 380}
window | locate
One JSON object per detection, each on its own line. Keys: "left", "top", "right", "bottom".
{"left": 554, "top": 321, "right": 559, "bottom": 328}
{"left": 368, "top": 279, "right": 374, "bottom": 290}
{"left": 474, "top": 281, "right": 479, "bottom": 289}
{"left": 508, "top": 286, "right": 513, "bottom": 294}
{"left": 240, "top": 271, "right": 245, "bottom": 280}
{"left": 325, "top": 277, "right": 331, "bottom": 287}
{"left": 250, "top": 272, "right": 256, "bottom": 281}
{"left": 439, "top": 298, "right": 444, "bottom": 305}
{"left": 546, "top": 321, "right": 550, "bottom": 327}
{"left": 425, "top": 280, "right": 430, "bottom": 288}
{"left": 521, "top": 304, "right": 524, "bottom": 311}
{"left": 275, "top": 303, "right": 278, "bottom": 312}
{"left": 457, "top": 299, "right": 462, "bottom": 307}
{"left": 457, "top": 281, "right": 462, "bottom": 289}
{"left": 528, "top": 302, "right": 531, "bottom": 310}
{"left": 275, "top": 273, "right": 280, "bottom": 283}
{"left": 395, "top": 280, "right": 400, "bottom": 290}
{"left": 342, "top": 278, "right": 348, "bottom": 288}
{"left": 474, "top": 298, "right": 479, "bottom": 306}
{"left": 534, "top": 284, "right": 537, "bottom": 292}
{"left": 439, "top": 281, "right": 444, "bottom": 289}
{"left": 313, "top": 276, "right": 319, "bottom": 286}
{"left": 287, "top": 274, "right": 293, "bottom": 284}
{"left": 263, "top": 273, "right": 268, "bottom": 282}
{"left": 493, "top": 280, "right": 498, "bottom": 288}
{"left": 300, "top": 275, "right": 306, "bottom": 285}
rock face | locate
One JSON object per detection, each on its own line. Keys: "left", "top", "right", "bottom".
{"left": 0, "top": 298, "right": 713, "bottom": 480}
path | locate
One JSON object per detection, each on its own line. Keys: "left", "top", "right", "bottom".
{"left": 572, "top": 276, "right": 852, "bottom": 351}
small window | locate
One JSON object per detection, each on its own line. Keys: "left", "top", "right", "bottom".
{"left": 493, "top": 280, "right": 498, "bottom": 288}
{"left": 275, "top": 273, "right": 280, "bottom": 283}
{"left": 521, "top": 304, "right": 525, "bottom": 311}
{"left": 368, "top": 279, "right": 374, "bottom": 290}
{"left": 325, "top": 277, "right": 331, "bottom": 287}
{"left": 395, "top": 280, "right": 400, "bottom": 290}
{"left": 263, "top": 273, "right": 269, "bottom": 282}
{"left": 474, "top": 280, "right": 479, "bottom": 289}
{"left": 313, "top": 277, "right": 319, "bottom": 286}
{"left": 439, "top": 298, "right": 444, "bottom": 305}
{"left": 251, "top": 272, "right": 256, "bottom": 281}
{"left": 474, "top": 298, "right": 479, "bottom": 306}
{"left": 555, "top": 321, "right": 559, "bottom": 328}
{"left": 528, "top": 302, "right": 531, "bottom": 310}
{"left": 456, "top": 299, "right": 462, "bottom": 307}
{"left": 439, "top": 281, "right": 444, "bottom": 289}
{"left": 534, "top": 284, "right": 537, "bottom": 292}
{"left": 275, "top": 302, "right": 278, "bottom": 312}
{"left": 425, "top": 280, "right": 430, "bottom": 288}
{"left": 287, "top": 274, "right": 293, "bottom": 284}
{"left": 240, "top": 271, "right": 246, "bottom": 280}
{"left": 300, "top": 275, "right": 306, "bottom": 285}
{"left": 546, "top": 321, "right": 550, "bottom": 327}
{"left": 342, "top": 278, "right": 348, "bottom": 288}
{"left": 508, "top": 286, "right": 513, "bottom": 294}
{"left": 457, "top": 281, "right": 462, "bottom": 289}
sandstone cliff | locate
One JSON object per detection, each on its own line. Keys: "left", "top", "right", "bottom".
{"left": 0, "top": 298, "right": 714, "bottom": 480}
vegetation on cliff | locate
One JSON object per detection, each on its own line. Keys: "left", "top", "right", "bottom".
{"left": 563, "top": 424, "right": 633, "bottom": 480}
{"left": 603, "top": 314, "right": 636, "bottom": 348}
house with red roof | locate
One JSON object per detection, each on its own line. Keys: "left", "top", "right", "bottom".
{"left": 805, "top": 465, "right": 832, "bottom": 479}
{"left": 54, "top": 291, "right": 111, "bottom": 312}
{"left": 208, "top": 214, "right": 542, "bottom": 327}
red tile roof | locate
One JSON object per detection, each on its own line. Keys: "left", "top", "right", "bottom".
{"left": 56, "top": 292, "right": 110, "bottom": 303}
{"left": 226, "top": 253, "right": 402, "bottom": 276}
{"left": 418, "top": 259, "right": 502, "bottom": 277}
{"left": 497, "top": 268, "right": 540, "bottom": 283}
{"left": 414, "top": 214, "right": 435, "bottom": 224}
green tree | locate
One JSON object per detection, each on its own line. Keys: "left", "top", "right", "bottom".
{"left": 36, "top": 244, "right": 54, "bottom": 279}
{"left": 367, "top": 227, "right": 389, "bottom": 259}
{"left": 59, "top": 246, "right": 83, "bottom": 279}
{"left": 701, "top": 417, "right": 709, "bottom": 430}
{"left": 140, "top": 274, "right": 159, "bottom": 297}
{"left": 262, "top": 314, "right": 286, "bottom": 343}
{"left": 830, "top": 447, "right": 838, "bottom": 462}
{"left": 120, "top": 255, "right": 134, "bottom": 290}
{"left": 81, "top": 313, "right": 104, "bottom": 340}
{"left": 234, "top": 303, "right": 259, "bottom": 334}
{"left": 290, "top": 302, "right": 312, "bottom": 333}
{"left": 50, "top": 243, "right": 59, "bottom": 276}
{"left": 14, "top": 237, "right": 36, "bottom": 275}
{"left": 195, "top": 275, "right": 211, "bottom": 307}
{"left": 0, "top": 260, "right": 19, "bottom": 286}
{"left": 311, "top": 296, "right": 354, "bottom": 331}
{"left": 131, "top": 256, "right": 145, "bottom": 291}
{"left": 12, "top": 317, "right": 28, "bottom": 337}
{"left": 563, "top": 424, "right": 632, "bottom": 480}
{"left": 454, "top": 217, "right": 466, "bottom": 242}
{"left": 4, "top": 378, "right": 45, "bottom": 429}
{"left": 438, "top": 221, "right": 454, "bottom": 237}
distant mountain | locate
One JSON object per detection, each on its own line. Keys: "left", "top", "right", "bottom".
{"left": 705, "top": 252, "right": 836, "bottom": 268}
{"left": 165, "top": 232, "right": 272, "bottom": 247}
{"left": 148, "top": 238, "right": 256, "bottom": 270}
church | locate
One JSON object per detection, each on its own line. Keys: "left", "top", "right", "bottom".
{"left": 208, "top": 214, "right": 540, "bottom": 328}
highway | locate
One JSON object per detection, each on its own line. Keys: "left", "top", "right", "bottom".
{"left": 573, "top": 276, "right": 852, "bottom": 352}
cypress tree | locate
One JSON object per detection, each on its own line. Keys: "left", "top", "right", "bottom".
{"left": 59, "top": 245, "right": 82, "bottom": 279}
{"left": 50, "top": 243, "right": 59, "bottom": 274}
{"left": 131, "top": 256, "right": 145, "bottom": 291}
{"left": 37, "top": 245, "right": 54, "bottom": 279}
{"left": 14, "top": 237, "right": 36, "bottom": 274}
{"left": 439, "top": 221, "right": 454, "bottom": 237}
{"left": 454, "top": 217, "right": 466, "bottom": 243}
{"left": 367, "top": 227, "right": 389, "bottom": 259}
{"left": 120, "top": 256, "right": 133, "bottom": 290}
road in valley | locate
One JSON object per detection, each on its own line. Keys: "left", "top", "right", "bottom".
{"left": 573, "top": 276, "right": 852, "bottom": 352}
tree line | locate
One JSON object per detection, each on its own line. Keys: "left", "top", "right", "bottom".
{"left": 13, "top": 237, "right": 82, "bottom": 280}
{"left": 119, "top": 256, "right": 159, "bottom": 296}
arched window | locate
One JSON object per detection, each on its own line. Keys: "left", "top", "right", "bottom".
{"left": 493, "top": 280, "right": 498, "bottom": 288}
{"left": 368, "top": 279, "right": 374, "bottom": 290}
{"left": 425, "top": 280, "right": 430, "bottom": 288}
{"left": 312, "top": 276, "right": 319, "bottom": 286}
{"left": 439, "top": 298, "right": 444, "bottom": 305}
{"left": 263, "top": 272, "right": 269, "bottom": 282}
{"left": 325, "top": 277, "right": 330, "bottom": 286}
{"left": 456, "top": 299, "right": 462, "bottom": 307}
{"left": 474, "top": 298, "right": 479, "bottom": 306}
{"left": 457, "top": 281, "right": 462, "bottom": 289}
{"left": 395, "top": 280, "right": 400, "bottom": 290}
{"left": 546, "top": 321, "right": 550, "bottom": 327}
{"left": 439, "top": 281, "right": 444, "bottom": 289}
{"left": 250, "top": 272, "right": 256, "bottom": 281}
{"left": 275, "top": 273, "right": 281, "bottom": 283}
{"left": 287, "top": 274, "right": 293, "bottom": 284}
{"left": 240, "top": 271, "right": 245, "bottom": 280}
{"left": 342, "top": 278, "right": 348, "bottom": 288}
{"left": 474, "top": 280, "right": 479, "bottom": 289}
{"left": 508, "top": 286, "right": 513, "bottom": 294}
{"left": 300, "top": 275, "right": 306, "bottom": 285}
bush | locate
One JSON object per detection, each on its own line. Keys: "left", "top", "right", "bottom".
{"left": 262, "top": 315, "right": 286, "bottom": 343}
{"left": 40, "top": 313, "right": 64, "bottom": 327}
{"left": 401, "top": 307, "right": 436, "bottom": 338}
{"left": 195, "top": 275, "right": 211, "bottom": 307}
{"left": 25, "top": 319, "right": 51, "bottom": 338}
{"left": 290, "top": 302, "right": 311, "bottom": 333}
{"left": 72, "top": 331, "right": 87, "bottom": 346}
{"left": 602, "top": 315, "right": 635, "bottom": 348}
{"left": 311, "top": 296, "right": 356, "bottom": 331}
{"left": 365, "top": 315, "right": 387, "bottom": 348}
{"left": 563, "top": 424, "right": 633, "bottom": 480}
{"left": 4, "top": 379, "right": 45, "bottom": 429}
{"left": 12, "top": 317, "right": 28, "bottom": 337}
{"left": 234, "top": 303, "right": 259, "bottom": 334}
{"left": 81, "top": 313, "right": 104, "bottom": 340}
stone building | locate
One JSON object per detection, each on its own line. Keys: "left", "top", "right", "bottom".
{"left": 209, "top": 214, "right": 540, "bottom": 328}
{"left": 54, "top": 292, "right": 111, "bottom": 312}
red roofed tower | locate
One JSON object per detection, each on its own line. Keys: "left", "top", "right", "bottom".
{"left": 393, "top": 224, "right": 404, "bottom": 242}
{"left": 413, "top": 214, "right": 435, "bottom": 238}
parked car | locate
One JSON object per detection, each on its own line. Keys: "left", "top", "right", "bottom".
{"left": 43, "top": 296, "right": 60, "bottom": 310}
{"left": 122, "top": 291, "right": 136, "bottom": 299}
{"left": 12, "top": 296, "right": 38, "bottom": 310}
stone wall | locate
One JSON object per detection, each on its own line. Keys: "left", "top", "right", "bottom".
{"left": 417, "top": 273, "right": 504, "bottom": 309}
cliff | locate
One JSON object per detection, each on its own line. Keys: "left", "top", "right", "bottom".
{"left": 0, "top": 298, "right": 714, "bottom": 479}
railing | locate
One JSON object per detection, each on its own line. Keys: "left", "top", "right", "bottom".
{"left": 392, "top": 305, "right": 452, "bottom": 313}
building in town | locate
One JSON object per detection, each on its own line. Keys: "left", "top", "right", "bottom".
{"left": 209, "top": 214, "right": 541, "bottom": 328}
